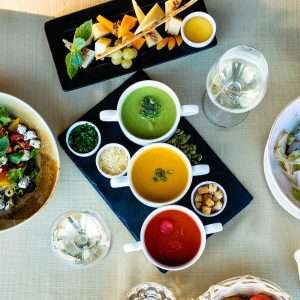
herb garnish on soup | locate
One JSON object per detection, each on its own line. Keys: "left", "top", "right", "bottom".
{"left": 121, "top": 86, "right": 176, "bottom": 139}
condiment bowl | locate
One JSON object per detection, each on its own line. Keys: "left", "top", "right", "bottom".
{"left": 99, "top": 80, "right": 199, "bottom": 146}
{"left": 181, "top": 12, "right": 216, "bottom": 49}
{"left": 191, "top": 181, "right": 227, "bottom": 217}
{"left": 95, "top": 143, "right": 130, "bottom": 179}
{"left": 66, "top": 121, "right": 101, "bottom": 157}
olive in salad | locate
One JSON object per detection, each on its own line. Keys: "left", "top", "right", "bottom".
{"left": 0, "top": 106, "right": 41, "bottom": 211}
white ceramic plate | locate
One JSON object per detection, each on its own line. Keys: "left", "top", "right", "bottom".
{"left": 264, "top": 141, "right": 300, "bottom": 219}
{"left": 264, "top": 97, "right": 300, "bottom": 218}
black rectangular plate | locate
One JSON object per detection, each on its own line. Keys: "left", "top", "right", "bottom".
{"left": 45, "top": 0, "right": 217, "bottom": 91}
{"left": 58, "top": 71, "right": 253, "bottom": 272}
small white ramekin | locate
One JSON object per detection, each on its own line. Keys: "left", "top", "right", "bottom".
{"left": 181, "top": 12, "right": 216, "bottom": 49}
{"left": 66, "top": 121, "right": 101, "bottom": 157}
{"left": 191, "top": 181, "right": 227, "bottom": 217}
{"left": 96, "top": 143, "right": 130, "bottom": 179}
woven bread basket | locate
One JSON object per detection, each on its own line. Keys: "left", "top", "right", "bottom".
{"left": 197, "top": 275, "right": 292, "bottom": 300}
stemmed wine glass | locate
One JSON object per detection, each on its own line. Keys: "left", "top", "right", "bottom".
{"left": 202, "top": 45, "right": 269, "bottom": 128}
{"left": 51, "top": 210, "right": 111, "bottom": 265}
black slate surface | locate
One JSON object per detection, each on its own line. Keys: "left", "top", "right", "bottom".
{"left": 58, "top": 71, "right": 253, "bottom": 248}
{"left": 45, "top": 0, "right": 217, "bottom": 91}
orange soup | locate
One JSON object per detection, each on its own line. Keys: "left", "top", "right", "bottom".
{"left": 131, "top": 146, "right": 189, "bottom": 203}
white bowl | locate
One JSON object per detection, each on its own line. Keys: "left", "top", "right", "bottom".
{"left": 181, "top": 12, "right": 216, "bottom": 48}
{"left": 99, "top": 80, "right": 199, "bottom": 146}
{"left": 0, "top": 92, "right": 60, "bottom": 231}
{"left": 198, "top": 275, "right": 291, "bottom": 300}
{"left": 66, "top": 121, "right": 101, "bottom": 157}
{"left": 95, "top": 143, "right": 130, "bottom": 179}
{"left": 191, "top": 181, "right": 227, "bottom": 217}
{"left": 265, "top": 97, "right": 300, "bottom": 218}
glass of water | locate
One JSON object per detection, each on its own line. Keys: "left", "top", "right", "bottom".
{"left": 202, "top": 45, "right": 269, "bottom": 128}
{"left": 51, "top": 210, "right": 111, "bottom": 266}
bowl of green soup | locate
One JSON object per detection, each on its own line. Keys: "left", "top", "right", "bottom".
{"left": 99, "top": 80, "right": 199, "bottom": 145}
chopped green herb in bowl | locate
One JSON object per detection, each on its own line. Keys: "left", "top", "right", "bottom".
{"left": 66, "top": 121, "right": 101, "bottom": 157}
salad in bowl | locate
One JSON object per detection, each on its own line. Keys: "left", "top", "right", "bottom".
{"left": 0, "top": 106, "right": 41, "bottom": 210}
{"left": 0, "top": 92, "right": 59, "bottom": 231}
{"left": 274, "top": 123, "right": 300, "bottom": 200}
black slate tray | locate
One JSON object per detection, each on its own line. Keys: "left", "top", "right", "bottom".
{"left": 58, "top": 71, "right": 253, "bottom": 255}
{"left": 45, "top": 0, "right": 217, "bottom": 91}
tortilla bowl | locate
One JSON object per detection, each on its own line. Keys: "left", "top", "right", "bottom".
{"left": 0, "top": 92, "right": 60, "bottom": 231}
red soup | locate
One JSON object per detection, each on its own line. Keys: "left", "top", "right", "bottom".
{"left": 144, "top": 209, "right": 201, "bottom": 267}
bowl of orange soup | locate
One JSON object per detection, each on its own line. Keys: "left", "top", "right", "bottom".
{"left": 110, "top": 143, "right": 210, "bottom": 207}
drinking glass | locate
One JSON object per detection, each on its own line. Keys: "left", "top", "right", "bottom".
{"left": 202, "top": 45, "right": 269, "bottom": 128}
{"left": 51, "top": 210, "right": 111, "bottom": 265}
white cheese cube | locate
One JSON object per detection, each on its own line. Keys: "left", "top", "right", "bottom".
{"left": 95, "top": 38, "right": 112, "bottom": 57}
{"left": 82, "top": 48, "right": 95, "bottom": 69}
{"left": 21, "top": 150, "right": 30, "bottom": 162}
{"left": 0, "top": 156, "right": 7, "bottom": 167}
{"left": 166, "top": 17, "right": 182, "bottom": 36}
{"left": 18, "top": 176, "right": 30, "bottom": 189}
{"left": 17, "top": 124, "right": 27, "bottom": 135}
{"left": 24, "top": 130, "right": 37, "bottom": 141}
{"left": 29, "top": 139, "right": 41, "bottom": 149}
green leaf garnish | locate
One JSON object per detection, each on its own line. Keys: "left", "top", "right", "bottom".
{"left": 139, "top": 96, "right": 161, "bottom": 119}
{"left": 74, "top": 20, "right": 93, "bottom": 41}
{"left": 8, "top": 152, "right": 23, "bottom": 164}
{"left": 30, "top": 148, "right": 39, "bottom": 159}
{"left": 0, "top": 135, "right": 9, "bottom": 156}
{"left": 0, "top": 106, "right": 11, "bottom": 126}
{"left": 8, "top": 168, "right": 24, "bottom": 183}
{"left": 152, "top": 168, "right": 173, "bottom": 182}
{"left": 72, "top": 37, "right": 86, "bottom": 52}
{"left": 65, "top": 51, "right": 83, "bottom": 79}
{"left": 29, "top": 168, "right": 39, "bottom": 182}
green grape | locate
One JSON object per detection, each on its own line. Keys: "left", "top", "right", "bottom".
{"left": 122, "top": 48, "right": 138, "bottom": 60}
{"left": 121, "top": 59, "right": 133, "bottom": 69}
{"left": 110, "top": 50, "right": 123, "bottom": 60}
{"left": 111, "top": 57, "right": 122, "bottom": 65}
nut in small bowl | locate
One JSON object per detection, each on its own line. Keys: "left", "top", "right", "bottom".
{"left": 96, "top": 143, "right": 130, "bottom": 179}
{"left": 191, "top": 181, "right": 227, "bottom": 217}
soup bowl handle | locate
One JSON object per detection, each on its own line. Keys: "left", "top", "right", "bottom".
{"left": 110, "top": 176, "right": 129, "bottom": 188}
{"left": 192, "top": 164, "right": 210, "bottom": 176}
{"left": 99, "top": 110, "right": 118, "bottom": 122}
{"left": 204, "top": 223, "right": 223, "bottom": 235}
{"left": 123, "top": 241, "right": 143, "bottom": 253}
{"left": 180, "top": 105, "right": 199, "bottom": 117}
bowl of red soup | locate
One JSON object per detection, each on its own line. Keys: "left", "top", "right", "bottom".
{"left": 123, "top": 205, "right": 223, "bottom": 271}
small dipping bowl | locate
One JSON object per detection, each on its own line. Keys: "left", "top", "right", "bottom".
{"left": 66, "top": 121, "right": 101, "bottom": 157}
{"left": 181, "top": 12, "right": 216, "bottom": 48}
{"left": 96, "top": 143, "right": 130, "bottom": 179}
{"left": 191, "top": 181, "right": 227, "bottom": 217}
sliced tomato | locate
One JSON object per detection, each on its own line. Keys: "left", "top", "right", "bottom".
{"left": 19, "top": 140, "right": 31, "bottom": 150}
{"left": 7, "top": 145, "right": 13, "bottom": 153}
{"left": 10, "top": 133, "right": 24, "bottom": 143}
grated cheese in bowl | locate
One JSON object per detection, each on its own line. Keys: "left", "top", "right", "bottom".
{"left": 97, "top": 144, "right": 129, "bottom": 178}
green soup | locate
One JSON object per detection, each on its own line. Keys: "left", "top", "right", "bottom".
{"left": 121, "top": 86, "right": 177, "bottom": 139}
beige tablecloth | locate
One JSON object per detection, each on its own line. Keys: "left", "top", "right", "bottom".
{"left": 0, "top": 0, "right": 300, "bottom": 299}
